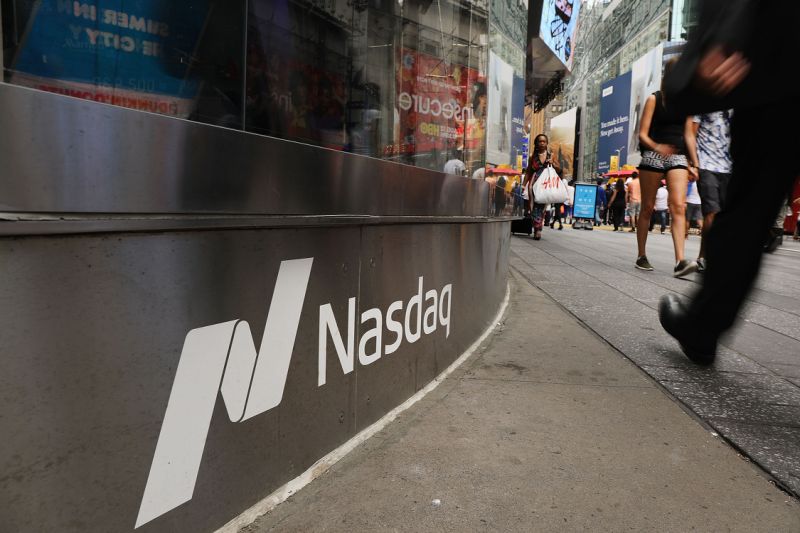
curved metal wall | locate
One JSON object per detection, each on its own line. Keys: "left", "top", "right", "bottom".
{"left": 0, "top": 84, "right": 510, "bottom": 532}
{"left": 0, "top": 84, "right": 489, "bottom": 218}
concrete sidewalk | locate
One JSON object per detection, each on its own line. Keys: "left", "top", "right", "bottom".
{"left": 242, "top": 270, "right": 800, "bottom": 532}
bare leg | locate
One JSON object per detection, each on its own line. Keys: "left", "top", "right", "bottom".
{"left": 637, "top": 169, "right": 663, "bottom": 257}
{"left": 666, "top": 168, "right": 690, "bottom": 262}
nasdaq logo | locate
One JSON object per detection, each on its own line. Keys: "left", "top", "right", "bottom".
{"left": 135, "top": 258, "right": 313, "bottom": 528}
{"left": 136, "top": 258, "right": 453, "bottom": 527}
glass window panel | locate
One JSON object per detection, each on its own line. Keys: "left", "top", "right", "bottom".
{"left": 1, "top": 0, "right": 245, "bottom": 127}
{"left": 244, "top": 0, "right": 489, "bottom": 176}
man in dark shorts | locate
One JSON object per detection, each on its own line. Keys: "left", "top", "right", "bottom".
{"left": 690, "top": 110, "right": 733, "bottom": 272}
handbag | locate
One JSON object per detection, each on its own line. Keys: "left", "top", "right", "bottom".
{"left": 531, "top": 167, "right": 568, "bottom": 204}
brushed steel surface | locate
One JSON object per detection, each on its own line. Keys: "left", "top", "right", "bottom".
{"left": 0, "top": 84, "right": 489, "bottom": 217}
{"left": 0, "top": 214, "right": 516, "bottom": 237}
{"left": 0, "top": 221, "right": 509, "bottom": 532}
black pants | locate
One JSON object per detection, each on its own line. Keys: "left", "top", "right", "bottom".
{"left": 649, "top": 210, "right": 667, "bottom": 232}
{"left": 689, "top": 105, "right": 799, "bottom": 335}
{"left": 551, "top": 204, "right": 564, "bottom": 227}
{"left": 611, "top": 205, "right": 625, "bottom": 230}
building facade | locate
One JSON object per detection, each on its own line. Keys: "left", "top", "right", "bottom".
{"left": 558, "top": 0, "right": 671, "bottom": 180}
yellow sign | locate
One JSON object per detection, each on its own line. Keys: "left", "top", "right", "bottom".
{"left": 610, "top": 155, "right": 619, "bottom": 172}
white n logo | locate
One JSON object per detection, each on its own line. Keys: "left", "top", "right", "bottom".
{"left": 135, "top": 258, "right": 314, "bottom": 528}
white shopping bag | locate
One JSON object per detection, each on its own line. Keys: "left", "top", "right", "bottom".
{"left": 531, "top": 167, "right": 568, "bottom": 204}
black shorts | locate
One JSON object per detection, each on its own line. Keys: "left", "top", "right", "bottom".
{"left": 696, "top": 169, "right": 731, "bottom": 216}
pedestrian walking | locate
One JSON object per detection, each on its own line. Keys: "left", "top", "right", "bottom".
{"left": 550, "top": 202, "right": 564, "bottom": 230}
{"left": 565, "top": 182, "right": 575, "bottom": 224}
{"left": 493, "top": 172, "right": 508, "bottom": 216}
{"left": 659, "top": 0, "right": 800, "bottom": 364}
{"left": 595, "top": 178, "right": 607, "bottom": 226}
{"left": 443, "top": 149, "right": 466, "bottom": 176}
{"left": 608, "top": 179, "right": 626, "bottom": 231}
{"left": 688, "top": 110, "right": 733, "bottom": 272}
{"left": 523, "top": 133, "right": 562, "bottom": 240}
{"left": 634, "top": 59, "right": 699, "bottom": 277}
{"left": 603, "top": 182, "right": 614, "bottom": 224}
{"left": 794, "top": 197, "right": 800, "bottom": 241}
{"left": 626, "top": 172, "right": 642, "bottom": 232}
{"left": 512, "top": 181, "right": 523, "bottom": 216}
{"left": 685, "top": 180, "right": 703, "bottom": 237}
{"left": 649, "top": 180, "right": 669, "bottom": 233}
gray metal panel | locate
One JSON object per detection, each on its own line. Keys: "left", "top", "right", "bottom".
{"left": 0, "top": 214, "right": 514, "bottom": 237}
{"left": 355, "top": 223, "right": 510, "bottom": 431}
{"left": 0, "top": 221, "right": 509, "bottom": 532}
{"left": 0, "top": 84, "right": 489, "bottom": 217}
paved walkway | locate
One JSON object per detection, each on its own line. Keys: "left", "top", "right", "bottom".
{"left": 242, "top": 267, "right": 800, "bottom": 532}
{"left": 509, "top": 227, "right": 800, "bottom": 498}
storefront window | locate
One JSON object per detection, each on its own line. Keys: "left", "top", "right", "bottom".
{"left": 245, "top": 0, "right": 489, "bottom": 176}
{"left": 2, "top": 0, "right": 495, "bottom": 175}
{"left": 1, "top": 0, "right": 245, "bottom": 127}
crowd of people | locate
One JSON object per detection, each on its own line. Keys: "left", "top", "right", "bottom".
{"left": 518, "top": 0, "right": 800, "bottom": 368}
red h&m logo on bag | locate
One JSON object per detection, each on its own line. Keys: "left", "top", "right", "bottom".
{"left": 541, "top": 175, "right": 560, "bottom": 188}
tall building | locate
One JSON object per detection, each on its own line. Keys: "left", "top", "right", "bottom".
{"left": 559, "top": 0, "right": 671, "bottom": 180}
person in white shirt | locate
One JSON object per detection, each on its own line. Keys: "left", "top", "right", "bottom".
{"left": 565, "top": 183, "right": 575, "bottom": 223}
{"left": 689, "top": 110, "right": 733, "bottom": 271}
{"left": 685, "top": 180, "right": 702, "bottom": 237}
{"left": 649, "top": 180, "right": 669, "bottom": 234}
{"left": 443, "top": 149, "right": 466, "bottom": 176}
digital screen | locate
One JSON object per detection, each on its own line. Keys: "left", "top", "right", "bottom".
{"left": 538, "top": 0, "right": 582, "bottom": 70}
{"left": 573, "top": 183, "right": 597, "bottom": 219}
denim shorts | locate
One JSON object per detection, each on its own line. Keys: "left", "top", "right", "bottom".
{"left": 639, "top": 150, "right": 689, "bottom": 172}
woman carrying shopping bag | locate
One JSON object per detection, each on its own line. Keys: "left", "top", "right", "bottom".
{"left": 523, "top": 133, "right": 565, "bottom": 240}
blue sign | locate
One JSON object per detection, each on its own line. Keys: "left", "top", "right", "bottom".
{"left": 521, "top": 136, "right": 529, "bottom": 165}
{"left": 511, "top": 75, "right": 526, "bottom": 166}
{"left": 13, "top": 1, "right": 207, "bottom": 107}
{"left": 573, "top": 183, "right": 597, "bottom": 219}
{"left": 597, "top": 72, "right": 631, "bottom": 174}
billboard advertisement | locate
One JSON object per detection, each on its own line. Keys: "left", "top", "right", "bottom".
{"left": 10, "top": 0, "right": 208, "bottom": 117}
{"left": 396, "top": 48, "right": 482, "bottom": 159}
{"left": 549, "top": 106, "right": 578, "bottom": 179}
{"left": 486, "top": 52, "right": 514, "bottom": 165}
{"left": 539, "top": 0, "right": 582, "bottom": 70}
{"left": 627, "top": 44, "right": 664, "bottom": 167}
{"left": 511, "top": 74, "right": 527, "bottom": 169}
{"left": 597, "top": 71, "right": 631, "bottom": 174}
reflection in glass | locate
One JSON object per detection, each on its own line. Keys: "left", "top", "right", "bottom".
{"left": 1, "top": 0, "right": 244, "bottom": 127}
{"left": 2, "top": 1, "right": 493, "bottom": 173}
{"left": 245, "top": 0, "right": 488, "bottom": 175}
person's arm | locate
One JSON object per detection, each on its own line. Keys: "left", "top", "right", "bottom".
{"left": 609, "top": 190, "right": 618, "bottom": 206}
{"left": 638, "top": 95, "right": 677, "bottom": 156}
{"left": 522, "top": 166, "right": 533, "bottom": 187}
{"left": 685, "top": 117, "right": 700, "bottom": 180}
{"left": 550, "top": 156, "right": 562, "bottom": 176}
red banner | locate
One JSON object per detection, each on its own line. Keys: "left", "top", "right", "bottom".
{"left": 393, "top": 49, "right": 483, "bottom": 156}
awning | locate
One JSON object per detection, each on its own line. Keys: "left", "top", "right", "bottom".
{"left": 602, "top": 169, "right": 637, "bottom": 177}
